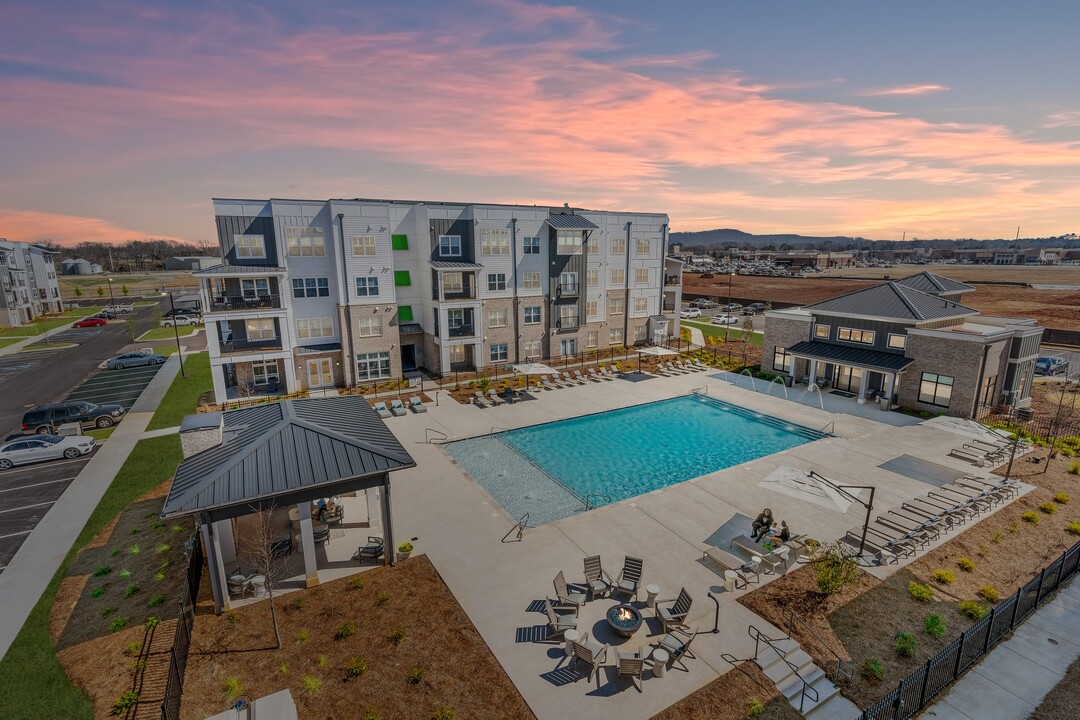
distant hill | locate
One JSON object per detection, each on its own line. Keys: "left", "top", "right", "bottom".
{"left": 670, "top": 229, "right": 1080, "bottom": 251}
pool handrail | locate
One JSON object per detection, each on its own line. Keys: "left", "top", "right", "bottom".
{"left": 425, "top": 427, "right": 449, "bottom": 444}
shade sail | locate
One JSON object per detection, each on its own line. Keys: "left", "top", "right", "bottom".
{"left": 511, "top": 362, "right": 559, "bottom": 375}
{"left": 636, "top": 345, "right": 678, "bottom": 357}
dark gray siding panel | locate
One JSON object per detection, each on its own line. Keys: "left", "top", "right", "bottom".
{"left": 429, "top": 218, "right": 474, "bottom": 262}
{"left": 811, "top": 315, "right": 911, "bottom": 354}
{"left": 547, "top": 227, "right": 586, "bottom": 330}
{"left": 216, "top": 216, "right": 278, "bottom": 266}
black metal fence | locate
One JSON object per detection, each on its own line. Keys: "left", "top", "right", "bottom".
{"left": 159, "top": 532, "right": 203, "bottom": 720}
{"left": 860, "top": 539, "right": 1080, "bottom": 720}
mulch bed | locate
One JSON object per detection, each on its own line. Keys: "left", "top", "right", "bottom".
{"left": 650, "top": 661, "right": 801, "bottom": 720}
{"left": 180, "top": 554, "right": 534, "bottom": 720}
{"left": 1028, "top": 652, "right": 1080, "bottom": 720}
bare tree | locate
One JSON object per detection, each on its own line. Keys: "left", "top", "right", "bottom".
{"left": 237, "top": 504, "right": 288, "bottom": 649}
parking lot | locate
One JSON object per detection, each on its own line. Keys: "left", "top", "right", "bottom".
{"left": 64, "top": 362, "right": 164, "bottom": 410}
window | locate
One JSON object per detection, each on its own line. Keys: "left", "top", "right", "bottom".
{"left": 443, "top": 272, "right": 463, "bottom": 293}
{"left": 919, "top": 372, "right": 954, "bottom": 407}
{"left": 636, "top": 237, "right": 650, "bottom": 254}
{"left": 611, "top": 236, "right": 626, "bottom": 254}
{"left": 436, "top": 235, "right": 460, "bottom": 257}
{"left": 773, "top": 346, "right": 791, "bottom": 373}
{"left": 490, "top": 343, "right": 508, "bottom": 362}
{"left": 480, "top": 228, "right": 510, "bottom": 255}
{"left": 556, "top": 230, "right": 581, "bottom": 254}
{"left": 887, "top": 333, "right": 907, "bottom": 350}
{"left": 355, "top": 276, "right": 379, "bottom": 297}
{"left": 297, "top": 317, "right": 333, "bottom": 339}
{"left": 487, "top": 273, "right": 506, "bottom": 291}
{"left": 522, "top": 236, "right": 541, "bottom": 254}
{"left": 447, "top": 308, "right": 467, "bottom": 328}
{"left": 586, "top": 234, "right": 598, "bottom": 254}
{"left": 610, "top": 297, "right": 624, "bottom": 314}
{"left": 523, "top": 338, "right": 541, "bottom": 358}
{"left": 357, "top": 351, "right": 391, "bottom": 380}
{"left": 351, "top": 235, "right": 376, "bottom": 256}
{"left": 240, "top": 278, "right": 269, "bottom": 297}
{"left": 980, "top": 375, "right": 998, "bottom": 407}
{"left": 252, "top": 361, "right": 279, "bottom": 385}
{"left": 586, "top": 300, "right": 599, "bottom": 318}
{"left": 448, "top": 345, "right": 466, "bottom": 364}
{"left": 587, "top": 330, "right": 598, "bottom": 348}
{"left": 560, "top": 338, "right": 577, "bottom": 356}
{"left": 838, "top": 327, "right": 875, "bottom": 344}
{"left": 635, "top": 324, "right": 648, "bottom": 342}
{"left": 391, "top": 234, "right": 409, "bottom": 250}
{"left": 587, "top": 268, "right": 598, "bottom": 286}
{"left": 559, "top": 271, "right": 578, "bottom": 294}
{"left": 292, "top": 277, "right": 329, "bottom": 298}
{"left": 814, "top": 324, "right": 830, "bottom": 339}
{"left": 559, "top": 305, "right": 579, "bottom": 328}
{"left": 609, "top": 327, "right": 623, "bottom": 344}
{"left": 634, "top": 297, "right": 648, "bottom": 314}
{"left": 524, "top": 306, "right": 541, "bottom": 325}
{"left": 357, "top": 316, "right": 382, "bottom": 337}
{"left": 522, "top": 272, "right": 541, "bottom": 290}
{"left": 245, "top": 318, "right": 275, "bottom": 340}
{"left": 234, "top": 234, "right": 265, "bottom": 258}
{"left": 285, "top": 227, "right": 325, "bottom": 256}
{"left": 610, "top": 268, "right": 625, "bottom": 285}
{"left": 397, "top": 305, "right": 413, "bottom": 322}
{"left": 394, "top": 270, "right": 411, "bottom": 287}
{"left": 634, "top": 267, "right": 649, "bottom": 285}
{"left": 488, "top": 308, "right": 507, "bottom": 328}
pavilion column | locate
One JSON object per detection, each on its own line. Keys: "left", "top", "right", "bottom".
{"left": 283, "top": 359, "right": 298, "bottom": 396}
{"left": 202, "top": 520, "right": 228, "bottom": 614}
{"left": 380, "top": 479, "right": 394, "bottom": 567}
{"left": 857, "top": 369, "right": 870, "bottom": 404}
{"left": 297, "top": 502, "right": 319, "bottom": 588}
{"left": 884, "top": 373, "right": 896, "bottom": 406}
{"left": 807, "top": 359, "right": 818, "bottom": 386}
{"left": 366, "top": 487, "right": 381, "bottom": 530}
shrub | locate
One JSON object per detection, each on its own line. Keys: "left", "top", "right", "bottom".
{"left": 1022, "top": 511, "right": 1040, "bottom": 525}
{"left": 156, "top": 543, "right": 171, "bottom": 554}
{"left": 278, "top": 662, "right": 288, "bottom": 675}
{"left": 959, "top": 600, "right": 989, "bottom": 621}
{"left": 363, "top": 708, "right": 381, "bottom": 720}
{"left": 171, "top": 524, "right": 184, "bottom": 533}
{"left": 957, "top": 558, "right": 975, "bottom": 572}
{"left": 145, "top": 615, "right": 160, "bottom": 629}
{"left": 931, "top": 569, "right": 955, "bottom": 585}
{"left": 861, "top": 658, "right": 885, "bottom": 685}
{"left": 93, "top": 564, "right": 112, "bottom": 577}
{"left": 291, "top": 597, "right": 305, "bottom": 610}
{"left": 101, "top": 606, "right": 116, "bottom": 618}
{"left": 1069, "top": 461, "right": 1080, "bottom": 475}
{"left": 432, "top": 707, "right": 457, "bottom": 720}
{"left": 1040, "top": 502, "right": 1057, "bottom": 515}
{"left": 389, "top": 626, "right": 407, "bottom": 644}
{"left": 909, "top": 582, "right": 933, "bottom": 602}
{"left": 109, "top": 618, "right": 127, "bottom": 633}
{"left": 1055, "top": 492, "right": 1071, "bottom": 504}
{"left": 336, "top": 621, "right": 357, "bottom": 640}
{"left": 125, "top": 641, "right": 142, "bottom": 656}
{"left": 91, "top": 587, "right": 106, "bottom": 599}
{"left": 349, "top": 576, "right": 365, "bottom": 591}
{"left": 894, "top": 631, "right": 917, "bottom": 658}
{"left": 1009, "top": 521, "right": 1020, "bottom": 533}
{"left": 222, "top": 677, "right": 244, "bottom": 702}
{"left": 297, "top": 629, "right": 310, "bottom": 644}
{"left": 1067, "top": 520, "right": 1080, "bottom": 536}
{"left": 112, "top": 691, "right": 139, "bottom": 715}
{"left": 398, "top": 541, "right": 414, "bottom": 553}
{"left": 128, "top": 543, "right": 140, "bottom": 555}
{"left": 154, "top": 571, "right": 166, "bottom": 582}
{"left": 978, "top": 585, "right": 1000, "bottom": 603}
{"left": 924, "top": 614, "right": 947, "bottom": 639}
{"left": 302, "top": 675, "right": 321, "bottom": 695}
{"left": 317, "top": 655, "right": 328, "bottom": 669}
{"left": 148, "top": 593, "right": 166, "bottom": 608}
{"left": 991, "top": 531, "right": 1004, "bottom": 544}
{"left": 746, "top": 699, "right": 765, "bottom": 718}
{"left": 345, "top": 656, "right": 368, "bottom": 679}
{"left": 377, "top": 591, "right": 391, "bottom": 606}
{"left": 407, "top": 666, "right": 424, "bottom": 684}
{"left": 109, "top": 548, "right": 119, "bottom": 557}
{"left": 812, "top": 542, "right": 861, "bottom": 595}
{"left": 977, "top": 546, "right": 990, "bottom": 558}
{"left": 124, "top": 583, "right": 139, "bottom": 598}
{"left": 151, "top": 520, "right": 164, "bottom": 531}
{"left": 130, "top": 527, "right": 140, "bottom": 535}
{"left": 144, "top": 511, "right": 155, "bottom": 519}
{"left": 118, "top": 569, "right": 132, "bottom": 579}
{"left": 129, "top": 658, "right": 146, "bottom": 675}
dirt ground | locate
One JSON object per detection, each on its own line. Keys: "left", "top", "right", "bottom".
{"left": 59, "top": 270, "right": 198, "bottom": 301}
{"left": 650, "top": 661, "right": 800, "bottom": 720}
{"left": 180, "top": 555, "right": 534, "bottom": 720}
{"left": 1027, "top": 653, "right": 1080, "bottom": 720}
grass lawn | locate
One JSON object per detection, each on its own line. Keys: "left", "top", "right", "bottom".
{"left": 145, "top": 352, "right": 212, "bottom": 431}
{"left": 682, "top": 318, "right": 764, "bottom": 345}
{"left": 0, "top": 435, "right": 183, "bottom": 720}
{"left": 83, "top": 426, "right": 117, "bottom": 441}
{"left": 0, "top": 337, "right": 24, "bottom": 348}
{"left": 136, "top": 324, "right": 201, "bottom": 342}
{"left": 0, "top": 308, "right": 99, "bottom": 337}
{"left": 23, "top": 342, "right": 77, "bottom": 351}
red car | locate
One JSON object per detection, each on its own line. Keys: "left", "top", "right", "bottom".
{"left": 72, "top": 317, "right": 108, "bottom": 328}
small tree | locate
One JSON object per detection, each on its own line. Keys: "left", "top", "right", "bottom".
{"left": 125, "top": 316, "right": 139, "bottom": 344}
{"left": 239, "top": 503, "right": 288, "bottom": 648}
{"left": 121, "top": 284, "right": 129, "bottom": 296}
{"left": 73, "top": 286, "right": 83, "bottom": 299}
{"left": 97, "top": 286, "right": 105, "bottom": 297}
{"left": 152, "top": 305, "right": 163, "bottom": 325}
{"left": 809, "top": 541, "right": 861, "bottom": 595}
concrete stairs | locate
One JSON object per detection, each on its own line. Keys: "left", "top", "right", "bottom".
{"left": 755, "top": 637, "right": 861, "bottom": 719}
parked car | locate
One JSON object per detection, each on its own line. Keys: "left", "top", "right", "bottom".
{"left": 744, "top": 302, "right": 768, "bottom": 314}
{"left": 103, "top": 304, "right": 134, "bottom": 314}
{"left": 161, "top": 315, "right": 198, "bottom": 327}
{"left": 1035, "top": 356, "right": 1068, "bottom": 376}
{"left": 680, "top": 308, "right": 702, "bottom": 319}
{"left": 22, "top": 401, "right": 126, "bottom": 434}
{"left": 691, "top": 299, "right": 719, "bottom": 308}
{"left": 163, "top": 306, "right": 201, "bottom": 319}
{"left": 0, "top": 434, "right": 96, "bottom": 470}
{"left": 90, "top": 310, "right": 115, "bottom": 320}
{"left": 721, "top": 303, "right": 743, "bottom": 313}
{"left": 72, "top": 317, "right": 108, "bottom": 328}
{"left": 106, "top": 352, "right": 167, "bottom": 370}
{"left": 699, "top": 273, "right": 715, "bottom": 279}
{"left": 711, "top": 314, "right": 740, "bottom": 326}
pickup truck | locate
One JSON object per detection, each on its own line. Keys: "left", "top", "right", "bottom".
{"left": 103, "top": 303, "right": 134, "bottom": 314}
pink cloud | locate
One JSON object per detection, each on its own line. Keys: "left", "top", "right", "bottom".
{"left": 1, "top": 209, "right": 183, "bottom": 246}
{"left": 1045, "top": 111, "right": 1080, "bottom": 129}
{"left": 860, "top": 84, "right": 950, "bottom": 96}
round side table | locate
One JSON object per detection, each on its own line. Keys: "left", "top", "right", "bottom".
{"left": 563, "top": 628, "right": 580, "bottom": 657}
{"left": 645, "top": 584, "right": 660, "bottom": 609}
{"left": 652, "top": 648, "right": 669, "bottom": 678}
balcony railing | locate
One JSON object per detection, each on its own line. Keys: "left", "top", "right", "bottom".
{"left": 209, "top": 294, "right": 283, "bottom": 312}
{"left": 433, "top": 287, "right": 477, "bottom": 301}
{"left": 558, "top": 283, "right": 580, "bottom": 296}
{"left": 448, "top": 324, "right": 476, "bottom": 338}
{"left": 219, "top": 337, "right": 283, "bottom": 354}
{"left": 664, "top": 275, "right": 681, "bottom": 286}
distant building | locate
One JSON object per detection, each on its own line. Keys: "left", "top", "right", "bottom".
{"left": 164, "top": 256, "right": 221, "bottom": 271}
{"left": 0, "top": 239, "right": 63, "bottom": 328}
{"left": 60, "top": 257, "right": 99, "bottom": 275}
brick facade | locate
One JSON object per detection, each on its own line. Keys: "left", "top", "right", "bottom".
{"left": 899, "top": 334, "right": 986, "bottom": 416}
{"left": 762, "top": 314, "right": 812, "bottom": 377}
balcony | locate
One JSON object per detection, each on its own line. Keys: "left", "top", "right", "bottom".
{"left": 433, "top": 287, "right": 477, "bottom": 302}
{"left": 209, "top": 294, "right": 283, "bottom": 312}
{"left": 219, "top": 337, "right": 284, "bottom": 354}
{"left": 557, "top": 283, "right": 580, "bottom": 297}
{"left": 448, "top": 324, "right": 476, "bottom": 338}
{"left": 664, "top": 274, "right": 681, "bottom": 286}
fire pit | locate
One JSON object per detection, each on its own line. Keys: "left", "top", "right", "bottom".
{"left": 606, "top": 604, "right": 643, "bottom": 638}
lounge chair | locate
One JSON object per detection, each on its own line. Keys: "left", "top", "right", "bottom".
{"left": 949, "top": 447, "right": 987, "bottom": 466}
{"left": 583, "top": 555, "right": 614, "bottom": 599}
{"left": 409, "top": 396, "right": 427, "bottom": 413}
{"left": 588, "top": 368, "right": 602, "bottom": 381}
{"left": 474, "top": 391, "right": 489, "bottom": 407}
{"left": 599, "top": 366, "right": 615, "bottom": 380}
{"left": 654, "top": 628, "right": 698, "bottom": 671}
{"left": 574, "top": 369, "right": 587, "bottom": 383}
{"left": 729, "top": 534, "right": 765, "bottom": 557}
{"left": 544, "top": 597, "right": 578, "bottom": 638}
{"left": 373, "top": 401, "right": 392, "bottom": 419}
{"left": 655, "top": 587, "right": 692, "bottom": 632}
{"left": 488, "top": 389, "right": 503, "bottom": 405}
{"left": 614, "top": 556, "right": 644, "bottom": 601}
{"left": 571, "top": 633, "right": 609, "bottom": 682}
{"left": 618, "top": 647, "right": 645, "bottom": 691}
{"left": 553, "top": 570, "right": 587, "bottom": 610}
{"left": 702, "top": 546, "right": 759, "bottom": 585}
{"left": 562, "top": 372, "right": 579, "bottom": 386}
{"left": 540, "top": 376, "right": 558, "bottom": 390}
{"left": 390, "top": 398, "right": 407, "bottom": 416}
{"left": 355, "top": 536, "right": 384, "bottom": 564}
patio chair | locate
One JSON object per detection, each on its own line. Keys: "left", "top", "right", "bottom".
{"left": 598, "top": 366, "right": 615, "bottom": 380}
{"left": 571, "top": 633, "right": 609, "bottom": 683}
{"left": 355, "top": 536, "right": 385, "bottom": 564}
{"left": 655, "top": 587, "right": 692, "bottom": 632}
{"left": 574, "top": 369, "right": 587, "bottom": 383}
{"left": 409, "top": 396, "right": 428, "bottom": 413}
{"left": 729, "top": 534, "right": 765, "bottom": 557}
{"left": 473, "top": 391, "right": 489, "bottom": 407}
{"left": 618, "top": 647, "right": 645, "bottom": 691}
{"left": 562, "top": 372, "right": 578, "bottom": 386}
{"left": 373, "top": 401, "right": 392, "bottom": 419}
{"left": 614, "top": 556, "right": 644, "bottom": 600}
{"left": 588, "top": 368, "right": 602, "bottom": 381}
{"left": 311, "top": 524, "right": 331, "bottom": 545}
{"left": 390, "top": 398, "right": 407, "bottom": 416}
{"left": 583, "top": 555, "right": 614, "bottom": 599}
{"left": 544, "top": 597, "right": 578, "bottom": 639}
{"left": 270, "top": 534, "right": 293, "bottom": 559}
{"left": 654, "top": 627, "right": 698, "bottom": 671}
{"left": 487, "top": 389, "right": 503, "bottom": 405}
{"left": 553, "top": 570, "right": 587, "bottom": 610}
{"left": 227, "top": 568, "right": 255, "bottom": 597}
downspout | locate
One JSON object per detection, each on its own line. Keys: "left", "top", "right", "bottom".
{"left": 511, "top": 218, "right": 520, "bottom": 361}
{"left": 972, "top": 343, "right": 991, "bottom": 417}
{"left": 338, "top": 213, "right": 355, "bottom": 386}
{"left": 624, "top": 221, "right": 632, "bottom": 346}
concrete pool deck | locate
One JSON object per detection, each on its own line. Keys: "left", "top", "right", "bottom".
{"left": 379, "top": 368, "right": 1022, "bottom": 719}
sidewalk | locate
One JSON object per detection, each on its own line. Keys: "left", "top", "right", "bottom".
{"left": 921, "top": 575, "right": 1080, "bottom": 720}
{"left": 0, "top": 322, "right": 83, "bottom": 357}
{"left": 0, "top": 352, "right": 182, "bottom": 661}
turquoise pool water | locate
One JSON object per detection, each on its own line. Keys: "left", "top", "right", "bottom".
{"left": 446, "top": 395, "right": 826, "bottom": 526}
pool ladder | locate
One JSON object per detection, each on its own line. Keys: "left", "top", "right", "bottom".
{"left": 425, "top": 427, "right": 449, "bottom": 444}
{"left": 502, "top": 512, "right": 530, "bottom": 543}
{"left": 584, "top": 494, "right": 612, "bottom": 511}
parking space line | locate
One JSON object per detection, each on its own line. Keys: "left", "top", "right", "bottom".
{"left": 0, "top": 530, "right": 33, "bottom": 540}
{"left": 0, "top": 477, "right": 76, "bottom": 494}
{"left": 0, "top": 500, "right": 55, "bottom": 515}
{"left": 0, "top": 456, "right": 90, "bottom": 475}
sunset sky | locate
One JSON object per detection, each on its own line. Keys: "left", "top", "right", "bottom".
{"left": 2, "top": 0, "right": 1079, "bottom": 245}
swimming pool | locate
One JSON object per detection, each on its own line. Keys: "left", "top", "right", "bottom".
{"left": 445, "top": 395, "right": 827, "bottom": 526}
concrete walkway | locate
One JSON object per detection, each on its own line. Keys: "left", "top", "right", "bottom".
{"left": 0, "top": 351, "right": 183, "bottom": 661}
{"left": 0, "top": 321, "right": 85, "bottom": 357}
{"left": 921, "top": 575, "right": 1080, "bottom": 720}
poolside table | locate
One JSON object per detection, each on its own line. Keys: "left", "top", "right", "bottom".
{"left": 563, "top": 628, "right": 580, "bottom": 657}
{"left": 645, "top": 584, "right": 660, "bottom": 609}
{"left": 651, "top": 649, "right": 669, "bottom": 679}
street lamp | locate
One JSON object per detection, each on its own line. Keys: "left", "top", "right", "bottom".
{"left": 725, "top": 272, "right": 735, "bottom": 359}
{"left": 107, "top": 277, "right": 115, "bottom": 303}
{"left": 168, "top": 292, "right": 186, "bottom": 378}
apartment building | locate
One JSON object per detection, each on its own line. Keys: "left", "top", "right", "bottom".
{"left": 0, "top": 239, "right": 63, "bottom": 329}
{"left": 198, "top": 199, "right": 681, "bottom": 402}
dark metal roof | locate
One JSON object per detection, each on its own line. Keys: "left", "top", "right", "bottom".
{"left": 894, "top": 272, "right": 975, "bottom": 295}
{"left": 803, "top": 282, "right": 977, "bottom": 321}
{"left": 162, "top": 397, "right": 415, "bottom": 518}
{"left": 193, "top": 264, "right": 285, "bottom": 276}
{"left": 546, "top": 213, "right": 599, "bottom": 230}
{"left": 295, "top": 343, "right": 342, "bottom": 355}
{"left": 180, "top": 412, "right": 222, "bottom": 432}
{"left": 787, "top": 341, "right": 914, "bottom": 372}
{"left": 398, "top": 323, "right": 423, "bottom": 334}
{"left": 429, "top": 260, "right": 483, "bottom": 269}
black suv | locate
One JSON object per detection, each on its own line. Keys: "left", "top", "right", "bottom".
{"left": 22, "top": 401, "right": 126, "bottom": 434}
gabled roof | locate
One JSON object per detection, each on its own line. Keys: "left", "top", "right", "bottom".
{"left": 162, "top": 397, "right": 415, "bottom": 518}
{"left": 546, "top": 213, "right": 599, "bottom": 230}
{"left": 893, "top": 272, "right": 975, "bottom": 295}
{"left": 803, "top": 282, "right": 978, "bottom": 322}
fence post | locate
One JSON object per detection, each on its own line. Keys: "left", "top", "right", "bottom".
{"left": 918, "top": 658, "right": 933, "bottom": 706}
{"left": 892, "top": 678, "right": 906, "bottom": 720}
{"left": 1035, "top": 567, "right": 1046, "bottom": 604}
{"left": 953, "top": 630, "right": 966, "bottom": 677}
{"left": 1010, "top": 585, "right": 1022, "bottom": 629}
{"left": 1054, "top": 549, "right": 1067, "bottom": 592}
{"left": 983, "top": 606, "right": 997, "bottom": 653}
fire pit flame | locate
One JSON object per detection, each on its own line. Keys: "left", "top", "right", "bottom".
{"left": 617, "top": 607, "right": 633, "bottom": 622}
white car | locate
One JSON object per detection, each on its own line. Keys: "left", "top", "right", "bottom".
{"left": 161, "top": 315, "right": 198, "bottom": 327}
{"left": 680, "top": 308, "right": 701, "bottom": 319}
{"left": 710, "top": 314, "right": 740, "bottom": 326}
{"left": 104, "top": 304, "right": 134, "bottom": 314}
{"left": 0, "top": 434, "right": 96, "bottom": 470}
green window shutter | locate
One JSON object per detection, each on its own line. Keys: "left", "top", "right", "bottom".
{"left": 398, "top": 305, "right": 414, "bottom": 322}
{"left": 394, "top": 270, "right": 411, "bottom": 287}
{"left": 391, "top": 234, "right": 409, "bottom": 251}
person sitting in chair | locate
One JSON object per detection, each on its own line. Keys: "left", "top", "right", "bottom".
{"left": 764, "top": 521, "right": 791, "bottom": 547}
{"left": 751, "top": 508, "right": 774, "bottom": 541}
